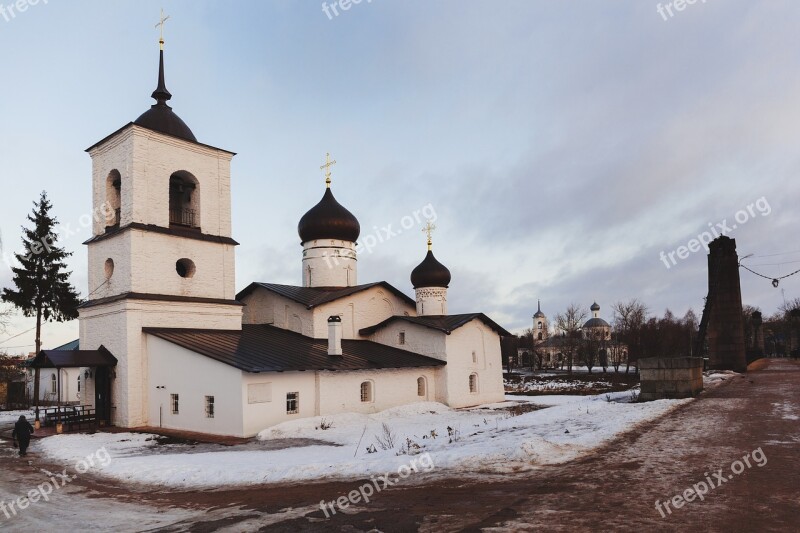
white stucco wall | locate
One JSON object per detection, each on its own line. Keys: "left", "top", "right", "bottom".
{"left": 302, "top": 239, "right": 357, "bottom": 287}
{"left": 87, "top": 230, "right": 236, "bottom": 301}
{"left": 88, "top": 125, "right": 233, "bottom": 238}
{"left": 365, "top": 318, "right": 504, "bottom": 408}
{"left": 147, "top": 336, "right": 244, "bottom": 437}
{"left": 79, "top": 298, "right": 243, "bottom": 428}
{"left": 240, "top": 372, "right": 317, "bottom": 437}
{"left": 26, "top": 368, "right": 83, "bottom": 403}
{"left": 317, "top": 368, "right": 437, "bottom": 415}
{"left": 444, "top": 321, "right": 505, "bottom": 408}
{"left": 240, "top": 285, "right": 415, "bottom": 340}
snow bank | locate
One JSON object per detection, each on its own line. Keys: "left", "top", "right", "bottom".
{"left": 36, "top": 394, "right": 686, "bottom": 488}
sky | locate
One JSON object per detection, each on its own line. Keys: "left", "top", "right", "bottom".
{"left": 1, "top": 0, "right": 799, "bottom": 352}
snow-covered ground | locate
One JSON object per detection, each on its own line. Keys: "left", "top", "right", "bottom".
{"left": 703, "top": 370, "right": 740, "bottom": 390}
{"left": 0, "top": 409, "right": 35, "bottom": 426}
{"left": 505, "top": 378, "right": 618, "bottom": 393}
{"left": 33, "top": 390, "right": 688, "bottom": 489}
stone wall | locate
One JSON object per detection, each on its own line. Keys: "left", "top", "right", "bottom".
{"left": 706, "top": 236, "right": 747, "bottom": 372}
{"left": 639, "top": 357, "right": 704, "bottom": 401}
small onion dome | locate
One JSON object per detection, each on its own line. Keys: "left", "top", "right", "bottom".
{"left": 298, "top": 188, "right": 361, "bottom": 244}
{"left": 590, "top": 302, "right": 601, "bottom": 312}
{"left": 411, "top": 250, "right": 452, "bottom": 289}
{"left": 134, "top": 48, "right": 197, "bottom": 143}
{"left": 533, "top": 301, "right": 545, "bottom": 318}
{"left": 583, "top": 317, "right": 610, "bottom": 329}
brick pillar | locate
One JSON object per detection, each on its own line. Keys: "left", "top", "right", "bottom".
{"left": 706, "top": 236, "right": 748, "bottom": 372}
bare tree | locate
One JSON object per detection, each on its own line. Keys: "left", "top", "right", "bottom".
{"left": 554, "top": 304, "right": 587, "bottom": 375}
{"left": 612, "top": 299, "right": 648, "bottom": 373}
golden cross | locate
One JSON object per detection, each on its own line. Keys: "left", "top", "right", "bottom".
{"left": 320, "top": 152, "right": 337, "bottom": 187}
{"left": 422, "top": 220, "right": 436, "bottom": 250}
{"left": 155, "top": 9, "right": 170, "bottom": 49}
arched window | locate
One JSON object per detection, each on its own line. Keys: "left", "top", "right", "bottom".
{"left": 77, "top": 375, "right": 81, "bottom": 393}
{"left": 469, "top": 373, "right": 478, "bottom": 393}
{"left": 417, "top": 377, "right": 426, "bottom": 397}
{"left": 169, "top": 171, "right": 200, "bottom": 229}
{"left": 537, "top": 321, "right": 543, "bottom": 330}
{"left": 538, "top": 332, "right": 543, "bottom": 340}
{"left": 50, "top": 373, "right": 57, "bottom": 394}
{"left": 106, "top": 169, "right": 121, "bottom": 227}
{"left": 360, "top": 381, "right": 373, "bottom": 403}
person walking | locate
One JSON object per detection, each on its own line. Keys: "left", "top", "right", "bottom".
{"left": 11, "top": 415, "right": 35, "bottom": 457}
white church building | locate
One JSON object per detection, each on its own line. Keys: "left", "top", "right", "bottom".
{"left": 45, "top": 38, "right": 509, "bottom": 438}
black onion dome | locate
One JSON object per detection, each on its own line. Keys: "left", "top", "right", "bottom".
{"left": 411, "top": 250, "right": 452, "bottom": 289}
{"left": 133, "top": 49, "right": 197, "bottom": 143}
{"left": 590, "top": 302, "right": 601, "bottom": 311}
{"left": 298, "top": 188, "right": 361, "bottom": 244}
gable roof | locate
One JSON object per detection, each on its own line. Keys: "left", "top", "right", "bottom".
{"left": 144, "top": 324, "right": 445, "bottom": 373}
{"left": 236, "top": 282, "right": 416, "bottom": 310}
{"left": 359, "top": 313, "right": 512, "bottom": 337}
{"left": 53, "top": 339, "right": 80, "bottom": 351}
{"left": 32, "top": 346, "right": 118, "bottom": 369}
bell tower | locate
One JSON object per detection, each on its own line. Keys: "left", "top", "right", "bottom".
{"left": 78, "top": 30, "right": 243, "bottom": 429}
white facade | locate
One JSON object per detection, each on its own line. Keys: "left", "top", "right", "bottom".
{"left": 302, "top": 239, "right": 357, "bottom": 288}
{"left": 241, "top": 285, "right": 414, "bottom": 339}
{"left": 147, "top": 335, "right": 440, "bottom": 437}
{"left": 416, "top": 287, "right": 448, "bottom": 316}
{"left": 75, "top": 55, "right": 508, "bottom": 438}
{"left": 80, "top": 124, "right": 242, "bottom": 428}
{"left": 26, "top": 368, "right": 84, "bottom": 404}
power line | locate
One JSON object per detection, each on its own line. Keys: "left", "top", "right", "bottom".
{"left": 0, "top": 325, "right": 37, "bottom": 346}
{"left": 749, "top": 250, "right": 800, "bottom": 259}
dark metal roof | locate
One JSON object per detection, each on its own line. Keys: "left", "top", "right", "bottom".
{"left": 583, "top": 317, "right": 610, "bottom": 328}
{"left": 410, "top": 250, "right": 451, "bottom": 289}
{"left": 79, "top": 292, "right": 244, "bottom": 310}
{"left": 236, "top": 281, "right": 416, "bottom": 309}
{"left": 359, "top": 313, "right": 512, "bottom": 337}
{"left": 32, "top": 346, "right": 117, "bottom": 368}
{"left": 298, "top": 188, "right": 361, "bottom": 244}
{"left": 83, "top": 222, "right": 239, "bottom": 247}
{"left": 144, "top": 324, "right": 445, "bottom": 373}
{"left": 133, "top": 48, "right": 197, "bottom": 142}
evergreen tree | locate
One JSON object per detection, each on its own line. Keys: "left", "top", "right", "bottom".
{"left": 2, "top": 191, "right": 81, "bottom": 411}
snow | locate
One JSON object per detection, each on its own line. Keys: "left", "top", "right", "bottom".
{"left": 34, "top": 391, "right": 686, "bottom": 489}
{"left": 0, "top": 409, "right": 35, "bottom": 426}
{"left": 505, "top": 378, "right": 618, "bottom": 393}
{"left": 703, "top": 370, "right": 740, "bottom": 389}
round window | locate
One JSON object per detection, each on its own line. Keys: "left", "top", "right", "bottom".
{"left": 176, "top": 258, "right": 196, "bottom": 278}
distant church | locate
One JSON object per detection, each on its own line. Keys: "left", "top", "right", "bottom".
{"left": 42, "top": 37, "right": 508, "bottom": 437}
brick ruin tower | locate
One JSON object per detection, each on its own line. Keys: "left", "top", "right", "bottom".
{"left": 704, "top": 236, "right": 748, "bottom": 372}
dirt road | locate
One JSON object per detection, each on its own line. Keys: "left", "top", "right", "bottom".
{"left": 1, "top": 359, "right": 797, "bottom": 532}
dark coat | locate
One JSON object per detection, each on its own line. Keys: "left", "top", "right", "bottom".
{"left": 12, "top": 419, "right": 34, "bottom": 442}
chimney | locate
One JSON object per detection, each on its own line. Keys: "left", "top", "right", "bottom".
{"left": 328, "top": 315, "right": 343, "bottom": 356}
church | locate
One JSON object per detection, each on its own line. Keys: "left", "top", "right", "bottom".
{"left": 46, "top": 36, "right": 509, "bottom": 437}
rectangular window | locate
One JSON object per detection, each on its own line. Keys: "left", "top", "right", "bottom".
{"left": 247, "top": 383, "right": 273, "bottom": 404}
{"left": 205, "top": 396, "right": 215, "bottom": 418}
{"left": 360, "top": 381, "right": 373, "bottom": 403}
{"left": 171, "top": 394, "right": 179, "bottom": 415}
{"left": 286, "top": 392, "right": 299, "bottom": 414}
{"left": 398, "top": 331, "right": 406, "bottom": 345}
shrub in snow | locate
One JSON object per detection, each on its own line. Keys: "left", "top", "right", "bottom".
{"left": 374, "top": 422, "right": 397, "bottom": 450}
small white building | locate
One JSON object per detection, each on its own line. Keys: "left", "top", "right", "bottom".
{"left": 26, "top": 341, "right": 84, "bottom": 404}
{"left": 55, "top": 39, "right": 509, "bottom": 438}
